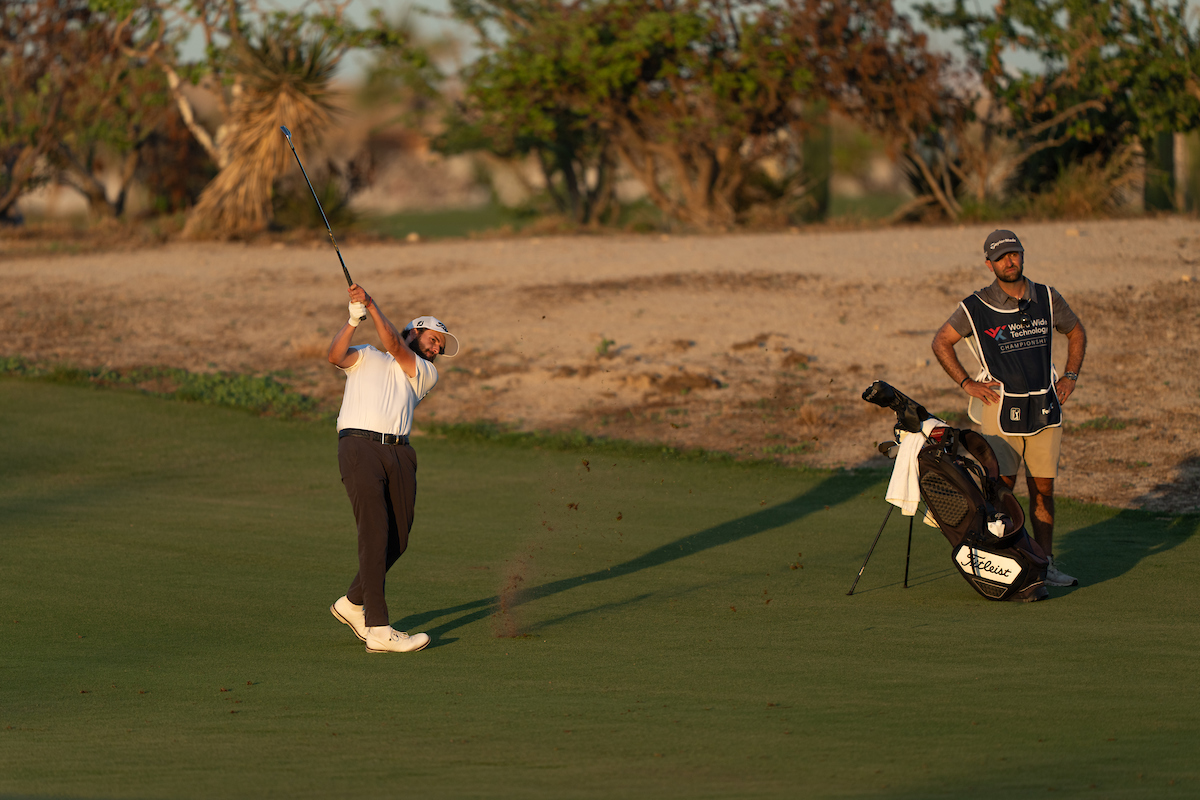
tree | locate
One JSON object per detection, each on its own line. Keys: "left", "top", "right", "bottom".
{"left": 452, "top": 0, "right": 946, "bottom": 230}
{"left": 60, "top": 64, "right": 173, "bottom": 218}
{"left": 91, "top": 0, "right": 431, "bottom": 237}
{"left": 910, "top": 0, "right": 1200, "bottom": 216}
{"left": 448, "top": 0, "right": 617, "bottom": 225}
{"left": 0, "top": 0, "right": 169, "bottom": 221}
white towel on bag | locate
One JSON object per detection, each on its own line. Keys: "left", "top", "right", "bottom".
{"left": 885, "top": 418, "right": 947, "bottom": 516}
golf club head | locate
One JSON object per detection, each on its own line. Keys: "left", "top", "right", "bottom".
{"left": 280, "top": 125, "right": 292, "bottom": 142}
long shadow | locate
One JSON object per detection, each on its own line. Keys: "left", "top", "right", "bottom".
{"left": 1057, "top": 504, "right": 1200, "bottom": 592}
{"left": 850, "top": 565, "right": 959, "bottom": 595}
{"left": 1134, "top": 454, "right": 1200, "bottom": 514}
{"left": 1055, "top": 454, "right": 1200, "bottom": 589}
{"left": 850, "top": 473, "right": 1200, "bottom": 598}
{"left": 395, "top": 471, "right": 872, "bottom": 637}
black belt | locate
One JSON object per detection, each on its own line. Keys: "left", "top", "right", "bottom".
{"left": 339, "top": 428, "right": 410, "bottom": 446}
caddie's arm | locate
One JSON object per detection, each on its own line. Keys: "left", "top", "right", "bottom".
{"left": 932, "top": 322, "right": 1001, "bottom": 405}
{"left": 1054, "top": 320, "right": 1088, "bottom": 404}
{"left": 350, "top": 283, "right": 421, "bottom": 378}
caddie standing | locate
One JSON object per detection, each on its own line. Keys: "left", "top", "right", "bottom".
{"left": 932, "top": 229, "right": 1087, "bottom": 588}
{"left": 326, "top": 282, "right": 460, "bottom": 652}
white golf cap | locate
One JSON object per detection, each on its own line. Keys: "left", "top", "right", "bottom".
{"left": 403, "top": 315, "right": 460, "bottom": 357}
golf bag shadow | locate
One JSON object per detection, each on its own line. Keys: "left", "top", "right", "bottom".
{"left": 863, "top": 381, "right": 1049, "bottom": 603}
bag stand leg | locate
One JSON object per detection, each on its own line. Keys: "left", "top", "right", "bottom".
{"left": 847, "top": 506, "right": 917, "bottom": 596}
{"left": 904, "top": 515, "right": 914, "bottom": 588}
{"left": 847, "top": 505, "right": 893, "bottom": 595}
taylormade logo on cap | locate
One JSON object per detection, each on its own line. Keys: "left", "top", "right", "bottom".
{"left": 983, "top": 229, "right": 1024, "bottom": 260}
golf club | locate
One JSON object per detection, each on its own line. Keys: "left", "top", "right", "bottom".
{"left": 280, "top": 125, "right": 365, "bottom": 320}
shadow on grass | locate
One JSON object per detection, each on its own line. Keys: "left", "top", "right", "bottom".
{"left": 850, "top": 565, "right": 959, "bottom": 595}
{"left": 1134, "top": 454, "right": 1200, "bottom": 514}
{"left": 846, "top": 502, "right": 1200, "bottom": 599}
{"left": 396, "top": 471, "right": 870, "bottom": 639}
{"left": 1058, "top": 505, "right": 1200, "bottom": 592}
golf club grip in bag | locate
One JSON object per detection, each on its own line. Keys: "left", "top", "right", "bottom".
{"left": 863, "top": 381, "right": 1049, "bottom": 602}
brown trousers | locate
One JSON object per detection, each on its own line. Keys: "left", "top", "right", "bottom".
{"left": 338, "top": 437, "right": 417, "bottom": 628}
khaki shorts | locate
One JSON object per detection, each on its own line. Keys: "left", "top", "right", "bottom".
{"left": 980, "top": 401, "right": 1063, "bottom": 479}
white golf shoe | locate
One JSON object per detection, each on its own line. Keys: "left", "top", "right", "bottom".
{"left": 365, "top": 625, "right": 430, "bottom": 653}
{"left": 1045, "top": 556, "right": 1078, "bottom": 587}
{"left": 330, "top": 596, "right": 367, "bottom": 642}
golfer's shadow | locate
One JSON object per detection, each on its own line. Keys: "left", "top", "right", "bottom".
{"left": 394, "top": 472, "right": 868, "bottom": 640}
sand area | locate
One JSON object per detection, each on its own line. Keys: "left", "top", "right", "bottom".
{"left": 2, "top": 217, "right": 1197, "bottom": 512}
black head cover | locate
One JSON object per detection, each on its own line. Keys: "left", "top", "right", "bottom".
{"left": 862, "top": 380, "right": 930, "bottom": 433}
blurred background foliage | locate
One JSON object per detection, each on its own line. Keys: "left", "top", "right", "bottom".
{"left": 3, "top": 0, "right": 1200, "bottom": 240}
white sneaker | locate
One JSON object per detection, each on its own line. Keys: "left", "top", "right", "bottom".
{"left": 1045, "top": 556, "right": 1078, "bottom": 587}
{"left": 330, "top": 596, "right": 367, "bottom": 641}
{"left": 365, "top": 625, "right": 430, "bottom": 653}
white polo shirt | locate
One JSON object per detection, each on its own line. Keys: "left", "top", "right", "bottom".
{"left": 335, "top": 345, "right": 438, "bottom": 436}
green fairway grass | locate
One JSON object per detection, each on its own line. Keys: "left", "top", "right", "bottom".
{"left": 1, "top": 378, "right": 1197, "bottom": 799}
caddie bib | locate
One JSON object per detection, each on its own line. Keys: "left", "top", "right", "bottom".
{"left": 961, "top": 282, "right": 1062, "bottom": 436}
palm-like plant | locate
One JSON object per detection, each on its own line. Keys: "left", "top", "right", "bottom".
{"left": 183, "top": 19, "right": 339, "bottom": 238}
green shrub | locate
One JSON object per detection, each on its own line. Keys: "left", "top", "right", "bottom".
{"left": 0, "top": 358, "right": 320, "bottom": 419}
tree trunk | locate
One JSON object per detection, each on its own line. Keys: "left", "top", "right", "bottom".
{"left": 55, "top": 147, "right": 113, "bottom": 218}
{"left": 1145, "top": 131, "right": 1175, "bottom": 211}
{"left": 0, "top": 93, "right": 63, "bottom": 220}
{"left": 611, "top": 122, "right": 693, "bottom": 225}
{"left": 610, "top": 118, "right": 746, "bottom": 231}
{"left": 162, "top": 65, "right": 227, "bottom": 168}
{"left": 799, "top": 106, "right": 831, "bottom": 222}
{"left": 586, "top": 146, "right": 616, "bottom": 225}
{"left": 0, "top": 146, "right": 42, "bottom": 219}
{"left": 559, "top": 149, "right": 583, "bottom": 222}
{"left": 535, "top": 148, "right": 569, "bottom": 214}
{"left": 1174, "top": 131, "right": 1188, "bottom": 212}
{"left": 112, "top": 149, "right": 141, "bottom": 218}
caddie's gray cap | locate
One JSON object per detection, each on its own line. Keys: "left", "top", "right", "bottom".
{"left": 983, "top": 229, "right": 1024, "bottom": 261}
{"left": 403, "top": 315, "right": 460, "bottom": 357}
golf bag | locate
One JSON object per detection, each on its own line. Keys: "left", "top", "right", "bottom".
{"left": 862, "top": 381, "right": 1049, "bottom": 602}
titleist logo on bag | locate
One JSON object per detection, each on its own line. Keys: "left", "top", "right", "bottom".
{"left": 954, "top": 546, "right": 1021, "bottom": 585}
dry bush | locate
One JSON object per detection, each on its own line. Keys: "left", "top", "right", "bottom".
{"left": 1026, "top": 144, "right": 1142, "bottom": 219}
{"left": 0, "top": 215, "right": 184, "bottom": 257}
{"left": 795, "top": 402, "right": 828, "bottom": 428}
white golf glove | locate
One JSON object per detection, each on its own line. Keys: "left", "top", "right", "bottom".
{"left": 348, "top": 301, "right": 367, "bottom": 326}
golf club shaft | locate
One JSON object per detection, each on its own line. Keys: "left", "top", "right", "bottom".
{"left": 280, "top": 127, "right": 354, "bottom": 288}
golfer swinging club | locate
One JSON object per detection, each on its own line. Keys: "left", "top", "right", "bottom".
{"left": 326, "top": 283, "right": 460, "bottom": 653}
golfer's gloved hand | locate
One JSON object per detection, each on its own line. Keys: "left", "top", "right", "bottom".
{"left": 347, "top": 301, "right": 368, "bottom": 326}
